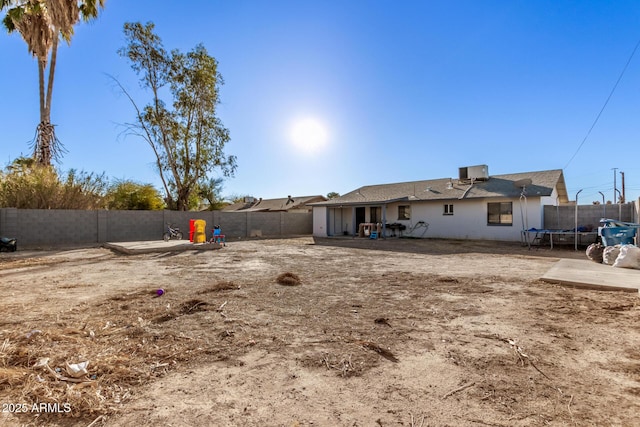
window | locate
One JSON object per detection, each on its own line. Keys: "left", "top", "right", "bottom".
{"left": 443, "top": 204, "right": 454, "bottom": 215}
{"left": 370, "top": 207, "right": 381, "bottom": 223}
{"left": 487, "top": 202, "right": 513, "bottom": 226}
{"left": 398, "top": 205, "right": 410, "bottom": 220}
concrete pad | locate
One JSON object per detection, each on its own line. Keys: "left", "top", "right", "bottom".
{"left": 103, "top": 240, "right": 222, "bottom": 255}
{"left": 541, "top": 258, "right": 640, "bottom": 293}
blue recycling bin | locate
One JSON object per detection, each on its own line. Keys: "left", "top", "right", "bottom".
{"left": 599, "top": 227, "right": 636, "bottom": 246}
{"left": 598, "top": 219, "right": 638, "bottom": 246}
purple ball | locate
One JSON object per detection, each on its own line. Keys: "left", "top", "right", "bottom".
{"left": 156, "top": 289, "right": 165, "bottom": 296}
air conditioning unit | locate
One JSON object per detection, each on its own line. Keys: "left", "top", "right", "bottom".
{"left": 459, "top": 165, "right": 489, "bottom": 182}
{"left": 244, "top": 196, "right": 255, "bottom": 203}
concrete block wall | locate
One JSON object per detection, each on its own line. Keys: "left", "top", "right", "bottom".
{"left": 0, "top": 208, "right": 18, "bottom": 237}
{"left": 250, "top": 212, "right": 282, "bottom": 236}
{"left": 543, "top": 203, "right": 636, "bottom": 230}
{"left": 0, "top": 208, "right": 313, "bottom": 247}
{"left": 282, "top": 212, "right": 313, "bottom": 235}
{"left": 218, "top": 212, "right": 247, "bottom": 238}
{"left": 18, "top": 209, "right": 98, "bottom": 246}
{"left": 106, "top": 210, "right": 164, "bottom": 242}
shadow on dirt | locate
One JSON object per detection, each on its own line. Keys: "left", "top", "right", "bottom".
{"left": 312, "top": 236, "right": 586, "bottom": 259}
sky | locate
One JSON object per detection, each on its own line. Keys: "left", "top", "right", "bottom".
{"left": 1, "top": 0, "right": 640, "bottom": 204}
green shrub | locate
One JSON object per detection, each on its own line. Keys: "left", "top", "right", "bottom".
{"left": 105, "top": 180, "right": 165, "bottom": 210}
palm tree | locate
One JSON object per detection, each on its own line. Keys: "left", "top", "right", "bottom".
{"left": 1, "top": 0, "right": 105, "bottom": 165}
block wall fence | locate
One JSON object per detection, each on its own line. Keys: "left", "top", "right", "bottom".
{"left": 1, "top": 201, "right": 637, "bottom": 248}
{"left": 543, "top": 203, "right": 637, "bottom": 230}
{"left": 0, "top": 209, "right": 312, "bottom": 248}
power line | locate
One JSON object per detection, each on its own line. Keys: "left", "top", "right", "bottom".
{"left": 563, "top": 36, "right": 640, "bottom": 170}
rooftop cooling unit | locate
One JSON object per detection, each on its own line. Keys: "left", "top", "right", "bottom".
{"left": 459, "top": 165, "right": 489, "bottom": 182}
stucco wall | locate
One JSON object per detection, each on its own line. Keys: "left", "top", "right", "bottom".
{"left": 312, "top": 207, "right": 327, "bottom": 237}
{"left": 317, "top": 198, "right": 546, "bottom": 242}
{"left": 315, "top": 199, "right": 640, "bottom": 242}
{"left": 388, "top": 198, "right": 542, "bottom": 241}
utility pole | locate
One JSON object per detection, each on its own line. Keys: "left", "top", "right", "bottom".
{"left": 612, "top": 167, "right": 618, "bottom": 204}
{"left": 620, "top": 171, "right": 625, "bottom": 203}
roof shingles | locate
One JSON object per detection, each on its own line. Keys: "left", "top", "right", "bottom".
{"left": 313, "top": 169, "right": 567, "bottom": 206}
{"left": 224, "top": 195, "right": 327, "bottom": 212}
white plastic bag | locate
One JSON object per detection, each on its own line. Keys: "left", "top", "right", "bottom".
{"left": 613, "top": 245, "right": 640, "bottom": 270}
{"left": 603, "top": 245, "right": 621, "bottom": 265}
{"left": 65, "top": 361, "right": 90, "bottom": 378}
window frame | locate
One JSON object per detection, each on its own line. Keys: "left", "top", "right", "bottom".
{"left": 487, "top": 201, "right": 513, "bottom": 226}
{"left": 398, "top": 205, "right": 411, "bottom": 220}
{"left": 370, "top": 206, "right": 381, "bottom": 223}
{"left": 443, "top": 204, "right": 454, "bottom": 215}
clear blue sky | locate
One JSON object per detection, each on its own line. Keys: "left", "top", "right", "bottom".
{"left": 2, "top": 0, "right": 640, "bottom": 204}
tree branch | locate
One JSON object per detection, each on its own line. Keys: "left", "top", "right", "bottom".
{"left": 106, "top": 73, "right": 171, "bottom": 199}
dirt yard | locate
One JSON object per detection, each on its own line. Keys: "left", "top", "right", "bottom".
{"left": 0, "top": 237, "right": 639, "bottom": 426}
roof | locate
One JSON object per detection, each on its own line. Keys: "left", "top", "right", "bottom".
{"left": 223, "top": 195, "right": 327, "bottom": 212}
{"left": 311, "top": 169, "right": 569, "bottom": 207}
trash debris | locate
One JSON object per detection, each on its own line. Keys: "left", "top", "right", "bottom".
{"left": 155, "top": 289, "right": 165, "bottom": 297}
{"left": 66, "top": 361, "right": 90, "bottom": 378}
{"left": 34, "top": 357, "right": 92, "bottom": 383}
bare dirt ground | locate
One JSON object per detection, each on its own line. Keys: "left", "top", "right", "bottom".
{"left": 0, "top": 237, "right": 639, "bottom": 426}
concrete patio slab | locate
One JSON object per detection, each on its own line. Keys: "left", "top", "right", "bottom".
{"left": 103, "top": 240, "right": 222, "bottom": 255}
{"left": 541, "top": 258, "right": 640, "bottom": 293}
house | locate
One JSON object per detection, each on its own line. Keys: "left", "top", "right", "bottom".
{"left": 311, "top": 165, "right": 569, "bottom": 242}
{"left": 223, "top": 195, "right": 327, "bottom": 213}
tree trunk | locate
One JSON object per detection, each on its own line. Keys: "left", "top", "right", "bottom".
{"left": 38, "top": 59, "right": 46, "bottom": 122}
{"left": 34, "top": 36, "right": 60, "bottom": 166}
{"left": 45, "top": 36, "right": 58, "bottom": 121}
{"left": 177, "top": 186, "right": 191, "bottom": 211}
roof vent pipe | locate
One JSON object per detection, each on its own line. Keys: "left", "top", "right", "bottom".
{"left": 458, "top": 178, "right": 475, "bottom": 199}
